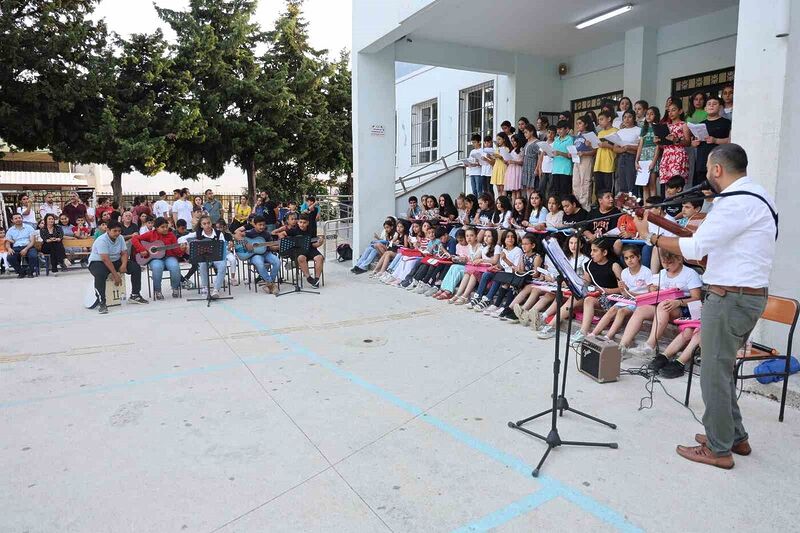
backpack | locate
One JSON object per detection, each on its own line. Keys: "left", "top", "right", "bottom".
{"left": 336, "top": 243, "right": 353, "bottom": 262}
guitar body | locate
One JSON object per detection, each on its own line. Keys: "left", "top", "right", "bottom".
{"left": 135, "top": 240, "right": 167, "bottom": 266}
{"left": 235, "top": 236, "right": 281, "bottom": 260}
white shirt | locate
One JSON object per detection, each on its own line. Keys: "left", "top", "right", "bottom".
{"left": 678, "top": 176, "right": 776, "bottom": 287}
{"left": 480, "top": 147, "right": 494, "bottom": 176}
{"left": 173, "top": 199, "right": 193, "bottom": 224}
{"left": 39, "top": 202, "right": 61, "bottom": 219}
{"left": 541, "top": 144, "right": 554, "bottom": 173}
{"left": 467, "top": 148, "right": 483, "bottom": 176}
{"left": 139, "top": 225, "right": 153, "bottom": 235}
{"left": 16, "top": 205, "right": 37, "bottom": 224}
{"left": 617, "top": 126, "right": 640, "bottom": 146}
{"left": 153, "top": 199, "right": 171, "bottom": 218}
{"left": 622, "top": 266, "right": 652, "bottom": 296}
{"left": 499, "top": 246, "right": 523, "bottom": 272}
{"left": 650, "top": 265, "right": 703, "bottom": 296}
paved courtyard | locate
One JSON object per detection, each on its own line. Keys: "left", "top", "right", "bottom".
{"left": 2, "top": 265, "right": 798, "bottom": 532}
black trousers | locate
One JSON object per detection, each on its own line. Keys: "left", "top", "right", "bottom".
{"left": 550, "top": 173, "right": 573, "bottom": 199}
{"left": 41, "top": 241, "right": 66, "bottom": 271}
{"left": 88, "top": 259, "right": 142, "bottom": 303}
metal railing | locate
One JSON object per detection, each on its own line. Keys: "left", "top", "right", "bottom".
{"left": 322, "top": 217, "right": 353, "bottom": 259}
{"left": 317, "top": 194, "right": 353, "bottom": 221}
{"left": 395, "top": 150, "right": 464, "bottom": 193}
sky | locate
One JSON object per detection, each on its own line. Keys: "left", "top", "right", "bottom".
{"left": 92, "top": 0, "right": 352, "bottom": 60}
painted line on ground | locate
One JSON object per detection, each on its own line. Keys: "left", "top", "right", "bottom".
{"left": 0, "top": 352, "right": 297, "bottom": 409}
{"left": 220, "top": 304, "right": 641, "bottom": 533}
{"left": 450, "top": 488, "right": 559, "bottom": 532}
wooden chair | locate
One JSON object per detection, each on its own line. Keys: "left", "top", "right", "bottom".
{"left": 685, "top": 295, "right": 799, "bottom": 422}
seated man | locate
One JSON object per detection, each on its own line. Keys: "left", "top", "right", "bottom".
{"left": 285, "top": 213, "right": 324, "bottom": 288}
{"left": 88, "top": 220, "right": 148, "bottom": 313}
{"left": 5, "top": 213, "right": 38, "bottom": 278}
{"left": 239, "top": 215, "right": 280, "bottom": 295}
{"left": 131, "top": 217, "right": 183, "bottom": 300}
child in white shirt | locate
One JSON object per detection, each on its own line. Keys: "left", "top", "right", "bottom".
{"left": 590, "top": 245, "right": 652, "bottom": 340}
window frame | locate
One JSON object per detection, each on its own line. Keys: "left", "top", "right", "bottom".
{"left": 411, "top": 98, "right": 439, "bottom": 165}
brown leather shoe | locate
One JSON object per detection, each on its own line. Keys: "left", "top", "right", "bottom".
{"left": 676, "top": 444, "right": 734, "bottom": 469}
{"left": 694, "top": 434, "right": 752, "bottom": 456}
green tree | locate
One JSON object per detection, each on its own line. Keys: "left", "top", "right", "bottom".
{"left": 79, "top": 31, "right": 201, "bottom": 203}
{"left": 0, "top": 0, "right": 108, "bottom": 159}
{"left": 157, "top": 0, "right": 289, "bottom": 201}
{"left": 319, "top": 49, "right": 353, "bottom": 193}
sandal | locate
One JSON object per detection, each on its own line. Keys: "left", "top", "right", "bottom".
{"left": 454, "top": 296, "right": 468, "bottom": 305}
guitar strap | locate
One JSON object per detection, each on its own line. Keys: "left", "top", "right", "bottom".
{"left": 712, "top": 190, "right": 779, "bottom": 240}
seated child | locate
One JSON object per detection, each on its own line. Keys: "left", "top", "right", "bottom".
{"left": 72, "top": 216, "right": 91, "bottom": 239}
{"left": 451, "top": 229, "right": 500, "bottom": 304}
{"left": 470, "top": 229, "right": 522, "bottom": 311}
{"left": 374, "top": 220, "right": 410, "bottom": 279}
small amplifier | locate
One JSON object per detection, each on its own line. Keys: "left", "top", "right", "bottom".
{"left": 578, "top": 335, "right": 621, "bottom": 383}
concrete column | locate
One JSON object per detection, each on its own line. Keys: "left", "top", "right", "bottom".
{"left": 623, "top": 27, "right": 657, "bottom": 102}
{"left": 352, "top": 44, "right": 397, "bottom": 256}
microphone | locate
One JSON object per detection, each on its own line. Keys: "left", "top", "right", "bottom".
{"left": 668, "top": 179, "right": 712, "bottom": 201}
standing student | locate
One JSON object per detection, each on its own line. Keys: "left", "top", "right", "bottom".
{"left": 480, "top": 135, "right": 494, "bottom": 195}
{"left": 132, "top": 217, "right": 183, "bottom": 300}
{"left": 549, "top": 120, "right": 574, "bottom": 199}
{"left": 657, "top": 100, "right": 690, "bottom": 187}
{"left": 504, "top": 133, "right": 526, "bottom": 200}
{"left": 633, "top": 100, "right": 649, "bottom": 128}
{"left": 635, "top": 106, "right": 662, "bottom": 201}
{"left": 172, "top": 189, "right": 193, "bottom": 227}
{"left": 534, "top": 116, "right": 549, "bottom": 141}
{"left": 500, "top": 120, "right": 515, "bottom": 137}
{"left": 613, "top": 110, "right": 641, "bottom": 194}
{"left": 487, "top": 132, "right": 511, "bottom": 198}
{"left": 466, "top": 134, "right": 484, "bottom": 196}
{"left": 691, "top": 96, "right": 731, "bottom": 186}
{"left": 152, "top": 191, "right": 171, "bottom": 219}
{"left": 720, "top": 84, "right": 734, "bottom": 121}
{"left": 613, "top": 97, "right": 633, "bottom": 128}
{"left": 536, "top": 125, "right": 556, "bottom": 199}
{"left": 685, "top": 91, "right": 708, "bottom": 124}
{"left": 593, "top": 110, "right": 619, "bottom": 198}
{"left": 572, "top": 114, "right": 596, "bottom": 210}
{"left": 521, "top": 124, "right": 541, "bottom": 199}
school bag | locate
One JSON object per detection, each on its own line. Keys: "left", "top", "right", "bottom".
{"left": 336, "top": 243, "right": 353, "bottom": 262}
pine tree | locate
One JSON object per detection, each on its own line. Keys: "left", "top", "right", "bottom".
{"left": 319, "top": 49, "right": 353, "bottom": 192}
{"left": 157, "top": 0, "right": 290, "bottom": 201}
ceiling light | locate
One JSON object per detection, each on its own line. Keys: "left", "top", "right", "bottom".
{"left": 576, "top": 4, "right": 633, "bottom": 29}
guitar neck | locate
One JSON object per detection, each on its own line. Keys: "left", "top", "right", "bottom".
{"left": 636, "top": 208, "right": 693, "bottom": 238}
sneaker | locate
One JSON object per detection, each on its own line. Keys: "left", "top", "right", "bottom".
{"left": 401, "top": 279, "right": 413, "bottom": 289}
{"left": 489, "top": 307, "right": 504, "bottom": 318}
{"left": 537, "top": 325, "right": 555, "bottom": 339}
{"left": 619, "top": 344, "right": 632, "bottom": 360}
{"left": 513, "top": 304, "right": 528, "bottom": 325}
{"left": 129, "top": 294, "right": 148, "bottom": 304}
{"left": 307, "top": 276, "right": 320, "bottom": 289}
{"left": 181, "top": 279, "right": 191, "bottom": 290}
{"left": 415, "top": 282, "right": 429, "bottom": 294}
{"left": 474, "top": 297, "right": 490, "bottom": 311}
{"left": 210, "top": 288, "right": 220, "bottom": 299}
{"left": 531, "top": 312, "right": 544, "bottom": 331}
{"left": 482, "top": 304, "right": 498, "bottom": 315}
{"left": 466, "top": 298, "right": 477, "bottom": 310}
{"left": 262, "top": 282, "right": 274, "bottom": 294}
{"left": 648, "top": 354, "right": 670, "bottom": 372}
{"left": 230, "top": 277, "right": 240, "bottom": 287}
{"left": 98, "top": 302, "right": 109, "bottom": 314}
{"left": 659, "top": 360, "right": 686, "bottom": 379}
{"left": 154, "top": 290, "right": 164, "bottom": 301}
{"left": 631, "top": 343, "right": 655, "bottom": 357}
{"left": 569, "top": 330, "right": 586, "bottom": 345}
{"left": 63, "top": 258, "right": 72, "bottom": 267}
{"left": 424, "top": 285, "right": 440, "bottom": 297}
{"left": 172, "top": 289, "right": 180, "bottom": 299}
{"left": 199, "top": 287, "right": 208, "bottom": 295}
{"left": 503, "top": 309, "right": 519, "bottom": 323}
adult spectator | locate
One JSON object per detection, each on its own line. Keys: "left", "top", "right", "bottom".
{"left": 203, "top": 189, "right": 223, "bottom": 223}
{"left": 721, "top": 84, "right": 734, "bottom": 121}
{"left": 152, "top": 191, "right": 171, "bottom": 219}
{"left": 192, "top": 196, "right": 205, "bottom": 213}
{"left": 119, "top": 211, "right": 139, "bottom": 241}
{"left": 691, "top": 96, "right": 731, "bottom": 186}
{"left": 40, "top": 213, "right": 69, "bottom": 273}
{"left": 300, "top": 195, "right": 322, "bottom": 236}
{"left": 232, "top": 195, "right": 252, "bottom": 230}
{"left": 39, "top": 193, "right": 61, "bottom": 220}
{"left": 172, "top": 189, "right": 193, "bottom": 227}
{"left": 95, "top": 197, "right": 114, "bottom": 221}
{"left": 131, "top": 196, "right": 152, "bottom": 220}
{"left": 16, "top": 194, "right": 37, "bottom": 227}
{"left": 5, "top": 213, "right": 38, "bottom": 278}
{"left": 88, "top": 220, "right": 148, "bottom": 314}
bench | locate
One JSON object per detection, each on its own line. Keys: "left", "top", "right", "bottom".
{"left": 40, "top": 238, "right": 95, "bottom": 275}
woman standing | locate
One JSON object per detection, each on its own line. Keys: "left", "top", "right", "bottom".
{"left": 193, "top": 196, "right": 205, "bottom": 213}
{"left": 613, "top": 110, "right": 641, "bottom": 194}
{"left": 488, "top": 132, "right": 511, "bottom": 198}
{"left": 635, "top": 106, "right": 662, "bottom": 201}
{"left": 232, "top": 195, "right": 252, "bottom": 230}
{"left": 657, "top": 101, "right": 690, "bottom": 187}
{"left": 40, "top": 213, "right": 69, "bottom": 273}
{"left": 504, "top": 133, "right": 526, "bottom": 201}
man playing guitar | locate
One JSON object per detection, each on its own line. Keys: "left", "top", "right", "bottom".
{"left": 239, "top": 215, "right": 281, "bottom": 295}
{"left": 131, "top": 217, "right": 184, "bottom": 300}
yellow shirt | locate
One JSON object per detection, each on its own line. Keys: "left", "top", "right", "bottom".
{"left": 593, "top": 127, "right": 619, "bottom": 173}
{"left": 234, "top": 204, "right": 252, "bottom": 222}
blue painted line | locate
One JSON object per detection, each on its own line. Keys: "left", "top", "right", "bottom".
{"left": 220, "top": 304, "right": 642, "bottom": 533}
{"left": 0, "top": 352, "right": 297, "bottom": 409}
{"left": 450, "top": 488, "right": 559, "bottom": 532}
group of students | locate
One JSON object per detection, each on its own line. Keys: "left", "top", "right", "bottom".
{"left": 84, "top": 209, "right": 326, "bottom": 314}
{"left": 464, "top": 85, "right": 733, "bottom": 214}
{"left": 352, "top": 178, "right": 711, "bottom": 379}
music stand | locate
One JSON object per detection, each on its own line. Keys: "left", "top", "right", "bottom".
{"left": 276, "top": 236, "right": 319, "bottom": 297}
{"left": 508, "top": 236, "right": 617, "bottom": 477}
{"left": 186, "top": 240, "right": 234, "bottom": 307}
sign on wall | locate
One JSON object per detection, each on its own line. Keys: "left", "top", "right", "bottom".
{"left": 371, "top": 124, "right": 385, "bottom": 137}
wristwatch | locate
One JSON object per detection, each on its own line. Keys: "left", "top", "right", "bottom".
{"left": 645, "top": 232, "right": 659, "bottom": 246}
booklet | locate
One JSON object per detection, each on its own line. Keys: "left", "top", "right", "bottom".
{"left": 652, "top": 124, "right": 672, "bottom": 145}
{"left": 567, "top": 145, "right": 580, "bottom": 163}
{"left": 582, "top": 131, "right": 600, "bottom": 148}
{"left": 602, "top": 133, "right": 636, "bottom": 146}
{"left": 537, "top": 142, "right": 554, "bottom": 157}
{"left": 635, "top": 161, "right": 652, "bottom": 186}
{"left": 687, "top": 122, "right": 709, "bottom": 141}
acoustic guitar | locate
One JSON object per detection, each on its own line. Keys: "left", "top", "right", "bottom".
{"left": 135, "top": 236, "right": 196, "bottom": 266}
{"left": 235, "top": 236, "right": 280, "bottom": 260}
{"left": 615, "top": 192, "right": 706, "bottom": 268}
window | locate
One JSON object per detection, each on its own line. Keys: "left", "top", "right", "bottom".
{"left": 458, "top": 81, "right": 494, "bottom": 157}
{"left": 571, "top": 90, "right": 624, "bottom": 130}
{"left": 411, "top": 99, "right": 438, "bottom": 165}
{"left": 671, "top": 66, "right": 734, "bottom": 111}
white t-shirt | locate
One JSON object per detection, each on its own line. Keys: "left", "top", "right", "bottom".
{"left": 153, "top": 199, "right": 171, "bottom": 218}
{"left": 481, "top": 244, "right": 502, "bottom": 260}
{"left": 541, "top": 143, "right": 554, "bottom": 173}
{"left": 499, "top": 210, "right": 513, "bottom": 229}
{"left": 617, "top": 126, "right": 640, "bottom": 146}
{"left": 16, "top": 205, "right": 36, "bottom": 224}
{"left": 173, "top": 199, "right": 193, "bottom": 224}
{"left": 622, "top": 266, "right": 652, "bottom": 295}
{"left": 86, "top": 207, "right": 97, "bottom": 228}
{"left": 499, "top": 246, "right": 523, "bottom": 272}
{"left": 139, "top": 225, "right": 152, "bottom": 235}
{"left": 467, "top": 148, "right": 483, "bottom": 176}
{"left": 480, "top": 147, "right": 494, "bottom": 176}
{"left": 650, "top": 265, "right": 703, "bottom": 296}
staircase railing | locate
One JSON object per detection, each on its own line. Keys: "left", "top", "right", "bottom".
{"left": 395, "top": 150, "right": 464, "bottom": 193}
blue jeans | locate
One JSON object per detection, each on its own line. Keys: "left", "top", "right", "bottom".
{"left": 8, "top": 246, "right": 38, "bottom": 276}
{"left": 150, "top": 256, "right": 181, "bottom": 291}
{"left": 200, "top": 260, "right": 227, "bottom": 290}
{"left": 356, "top": 240, "right": 386, "bottom": 270}
{"left": 475, "top": 271, "right": 496, "bottom": 298}
{"left": 251, "top": 252, "right": 280, "bottom": 282}
{"left": 470, "top": 174, "right": 482, "bottom": 196}
{"left": 388, "top": 254, "right": 402, "bottom": 272}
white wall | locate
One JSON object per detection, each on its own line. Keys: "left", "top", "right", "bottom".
{"left": 561, "top": 41, "right": 625, "bottom": 109}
